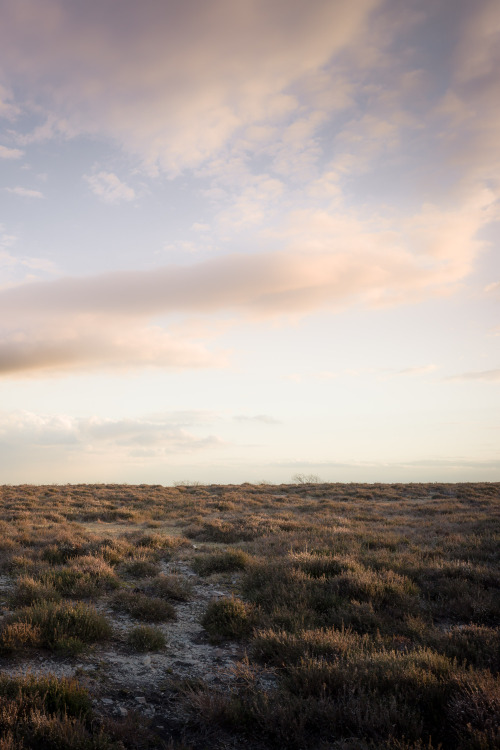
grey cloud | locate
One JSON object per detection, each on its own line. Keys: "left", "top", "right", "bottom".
{"left": 274, "top": 457, "right": 500, "bottom": 471}
{"left": 0, "top": 192, "right": 490, "bottom": 376}
{"left": 6, "top": 187, "right": 44, "bottom": 198}
{"left": 446, "top": 368, "right": 500, "bottom": 382}
{"left": 0, "top": 247, "right": 449, "bottom": 320}
{"left": 392, "top": 365, "right": 437, "bottom": 377}
{"left": 0, "top": 323, "right": 224, "bottom": 376}
{"left": 0, "top": 0, "right": 379, "bottom": 174}
{"left": 234, "top": 414, "right": 281, "bottom": 424}
{"left": 0, "top": 410, "right": 224, "bottom": 454}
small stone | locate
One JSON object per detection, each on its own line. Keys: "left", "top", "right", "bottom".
{"left": 118, "top": 706, "right": 128, "bottom": 717}
{"left": 135, "top": 696, "right": 147, "bottom": 704}
{"left": 101, "top": 698, "right": 113, "bottom": 705}
{"left": 143, "top": 655, "right": 151, "bottom": 666}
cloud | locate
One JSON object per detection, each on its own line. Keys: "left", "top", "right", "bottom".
{"left": 84, "top": 171, "right": 135, "bottom": 204}
{"left": 234, "top": 414, "right": 281, "bottom": 424}
{"left": 6, "top": 186, "right": 44, "bottom": 198}
{"left": 0, "top": 320, "right": 225, "bottom": 376}
{"left": 0, "top": 410, "right": 224, "bottom": 455}
{"left": 393, "top": 364, "right": 437, "bottom": 377}
{"left": 484, "top": 281, "right": 500, "bottom": 294}
{"left": 0, "top": 145, "right": 23, "bottom": 159}
{"left": 0, "top": 0, "right": 380, "bottom": 175}
{"left": 0, "top": 186, "right": 493, "bottom": 376}
{"left": 446, "top": 368, "right": 500, "bottom": 383}
{"left": 0, "top": 83, "right": 20, "bottom": 119}
{"left": 436, "top": 0, "right": 500, "bottom": 190}
{"left": 0, "top": 191, "right": 492, "bottom": 316}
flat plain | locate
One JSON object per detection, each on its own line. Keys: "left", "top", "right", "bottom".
{"left": 0, "top": 481, "right": 498, "bottom": 749}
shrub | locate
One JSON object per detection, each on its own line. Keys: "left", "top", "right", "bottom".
{"left": 201, "top": 597, "right": 255, "bottom": 642}
{"left": 123, "top": 559, "right": 160, "bottom": 578}
{"left": 127, "top": 625, "right": 166, "bottom": 652}
{"left": 0, "top": 673, "right": 119, "bottom": 749}
{"left": 192, "top": 548, "right": 251, "bottom": 576}
{"left": 251, "top": 626, "right": 370, "bottom": 666}
{"left": 38, "top": 556, "right": 119, "bottom": 598}
{"left": 151, "top": 573, "right": 193, "bottom": 601}
{"left": 0, "top": 672, "right": 91, "bottom": 718}
{"left": 290, "top": 552, "right": 347, "bottom": 579}
{"left": 439, "top": 624, "right": 500, "bottom": 672}
{"left": 9, "top": 601, "right": 112, "bottom": 649}
{"left": 447, "top": 670, "right": 500, "bottom": 749}
{"left": 42, "top": 543, "right": 85, "bottom": 565}
{"left": 0, "top": 621, "right": 41, "bottom": 653}
{"left": 111, "top": 590, "right": 176, "bottom": 622}
{"left": 13, "top": 575, "right": 61, "bottom": 606}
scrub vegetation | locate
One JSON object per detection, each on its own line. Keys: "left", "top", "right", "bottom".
{"left": 0, "top": 481, "right": 498, "bottom": 749}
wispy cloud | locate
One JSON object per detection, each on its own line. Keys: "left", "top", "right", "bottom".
{"left": 233, "top": 414, "right": 281, "bottom": 424}
{"left": 0, "top": 177, "right": 493, "bottom": 377}
{"left": 392, "top": 365, "right": 438, "bottom": 378}
{"left": 0, "top": 321, "right": 225, "bottom": 376}
{"left": 84, "top": 171, "right": 135, "bottom": 204}
{"left": 6, "top": 186, "right": 44, "bottom": 198}
{"left": 0, "top": 410, "right": 224, "bottom": 454}
{"left": 484, "top": 281, "right": 500, "bottom": 294}
{"left": 0, "top": 0, "right": 380, "bottom": 175}
{"left": 0, "top": 145, "right": 24, "bottom": 159}
{"left": 446, "top": 368, "right": 500, "bottom": 383}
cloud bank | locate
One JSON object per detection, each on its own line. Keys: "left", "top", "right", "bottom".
{"left": 0, "top": 0, "right": 379, "bottom": 174}
{"left": 0, "top": 0, "right": 498, "bottom": 379}
{"left": 0, "top": 188, "right": 494, "bottom": 375}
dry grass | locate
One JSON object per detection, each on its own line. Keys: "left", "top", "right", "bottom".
{"left": 0, "top": 480, "right": 497, "bottom": 749}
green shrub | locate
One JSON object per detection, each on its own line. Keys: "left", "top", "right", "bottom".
{"left": 111, "top": 590, "right": 176, "bottom": 622}
{"left": 201, "top": 597, "right": 255, "bottom": 642}
{"left": 127, "top": 625, "right": 166, "bottom": 652}
{"left": 37, "top": 556, "right": 119, "bottom": 598}
{"left": 151, "top": 573, "right": 193, "bottom": 601}
{"left": 123, "top": 559, "right": 160, "bottom": 578}
{"left": 251, "top": 626, "right": 370, "bottom": 666}
{"left": 42, "top": 543, "right": 85, "bottom": 565}
{"left": 13, "top": 575, "right": 61, "bottom": 606}
{"left": 192, "top": 548, "right": 251, "bottom": 576}
{"left": 0, "top": 673, "right": 119, "bottom": 749}
{"left": 0, "top": 672, "right": 92, "bottom": 718}
{"left": 0, "top": 621, "right": 41, "bottom": 652}
{"left": 10, "top": 601, "right": 112, "bottom": 649}
{"left": 439, "top": 624, "right": 500, "bottom": 672}
{"left": 447, "top": 669, "right": 500, "bottom": 749}
{"left": 290, "top": 552, "right": 347, "bottom": 578}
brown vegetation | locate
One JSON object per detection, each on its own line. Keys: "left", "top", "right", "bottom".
{"left": 0, "top": 481, "right": 497, "bottom": 748}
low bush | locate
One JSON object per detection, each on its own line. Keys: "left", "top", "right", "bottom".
{"left": 111, "top": 590, "right": 176, "bottom": 622}
{"left": 0, "top": 672, "right": 92, "bottom": 718}
{"left": 8, "top": 601, "right": 112, "bottom": 650}
{"left": 0, "top": 673, "right": 121, "bottom": 750}
{"left": 251, "top": 626, "right": 370, "bottom": 666}
{"left": 192, "top": 548, "right": 251, "bottom": 576}
{"left": 123, "top": 559, "right": 160, "bottom": 578}
{"left": 127, "top": 625, "right": 166, "bottom": 652}
{"left": 151, "top": 573, "right": 193, "bottom": 601}
{"left": 36, "top": 556, "right": 119, "bottom": 598}
{"left": 439, "top": 623, "right": 500, "bottom": 672}
{"left": 0, "top": 621, "right": 41, "bottom": 652}
{"left": 13, "top": 575, "right": 61, "bottom": 606}
{"left": 201, "top": 597, "right": 255, "bottom": 642}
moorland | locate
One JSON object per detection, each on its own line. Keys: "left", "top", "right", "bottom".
{"left": 0, "top": 481, "right": 498, "bottom": 749}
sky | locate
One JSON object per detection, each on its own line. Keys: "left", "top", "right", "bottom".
{"left": 0, "top": 0, "right": 499, "bottom": 485}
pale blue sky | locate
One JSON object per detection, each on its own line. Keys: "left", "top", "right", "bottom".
{"left": 0, "top": 0, "right": 498, "bottom": 484}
